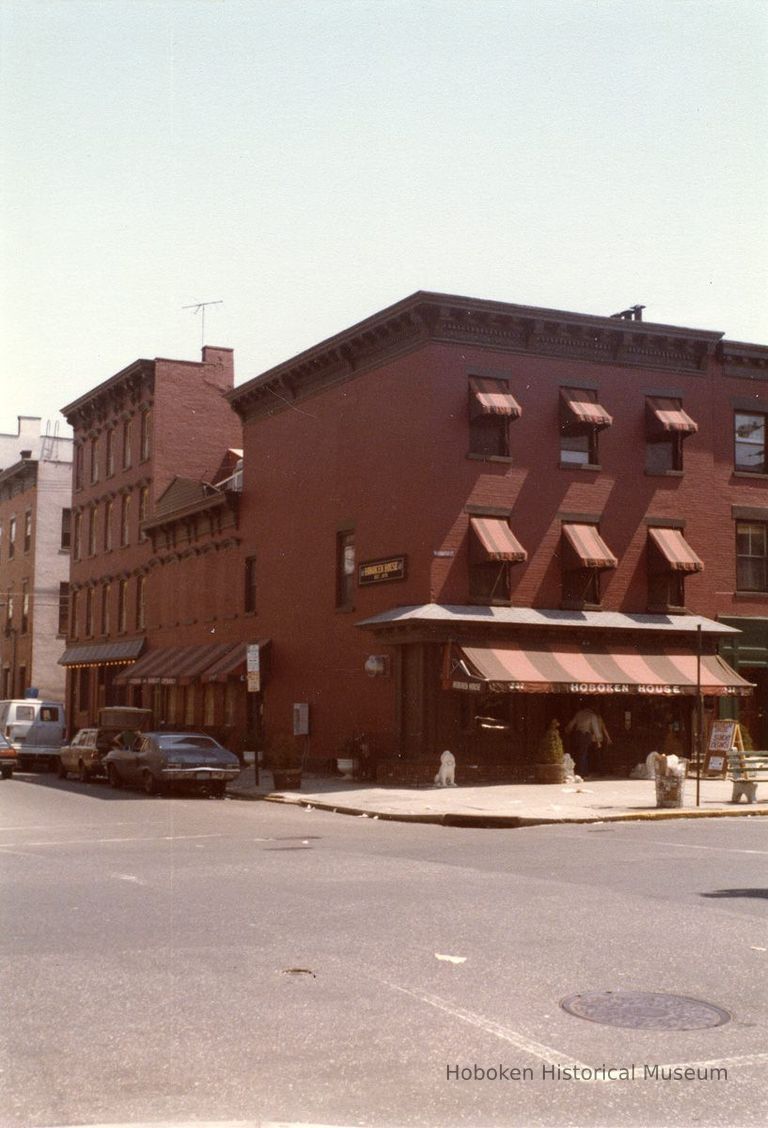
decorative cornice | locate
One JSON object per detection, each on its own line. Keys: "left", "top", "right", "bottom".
{"left": 62, "top": 360, "right": 154, "bottom": 430}
{"left": 721, "top": 339, "right": 768, "bottom": 382}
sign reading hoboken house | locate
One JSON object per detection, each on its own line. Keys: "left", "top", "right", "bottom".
{"left": 450, "top": 679, "right": 707, "bottom": 696}
{"left": 358, "top": 555, "right": 407, "bottom": 585}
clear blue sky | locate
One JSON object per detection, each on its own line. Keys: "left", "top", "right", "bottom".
{"left": 2, "top": 0, "right": 766, "bottom": 435}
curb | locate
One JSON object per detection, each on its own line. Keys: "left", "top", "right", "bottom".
{"left": 226, "top": 789, "right": 768, "bottom": 829}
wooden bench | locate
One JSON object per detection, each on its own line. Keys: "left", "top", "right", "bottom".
{"left": 726, "top": 751, "right": 768, "bottom": 804}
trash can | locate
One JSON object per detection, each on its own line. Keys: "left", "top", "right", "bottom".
{"left": 654, "top": 757, "right": 688, "bottom": 808}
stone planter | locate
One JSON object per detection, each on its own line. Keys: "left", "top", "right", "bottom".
{"left": 534, "top": 762, "right": 565, "bottom": 784}
{"left": 336, "top": 757, "right": 357, "bottom": 780}
{"left": 271, "top": 768, "right": 302, "bottom": 791}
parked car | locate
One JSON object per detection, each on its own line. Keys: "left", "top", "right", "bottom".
{"left": 0, "top": 731, "right": 17, "bottom": 779}
{"left": 57, "top": 728, "right": 115, "bottom": 782}
{"left": 103, "top": 731, "right": 241, "bottom": 796}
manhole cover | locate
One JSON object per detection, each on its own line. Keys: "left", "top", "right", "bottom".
{"left": 561, "top": 991, "right": 730, "bottom": 1030}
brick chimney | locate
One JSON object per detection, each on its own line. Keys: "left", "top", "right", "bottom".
{"left": 201, "top": 346, "right": 235, "bottom": 390}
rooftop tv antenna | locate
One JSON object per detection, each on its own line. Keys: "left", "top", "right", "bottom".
{"left": 182, "top": 300, "right": 223, "bottom": 347}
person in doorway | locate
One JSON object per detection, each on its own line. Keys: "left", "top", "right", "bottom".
{"left": 565, "top": 705, "right": 610, "bottom": 778}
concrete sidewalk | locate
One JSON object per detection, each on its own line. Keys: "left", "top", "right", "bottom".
{"left": 226, "top": 768, "right": 768, "bottom": 828}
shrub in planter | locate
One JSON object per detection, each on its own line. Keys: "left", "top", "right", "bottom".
{"left": 535, "top": 719, "right": 565, "bottom": 784}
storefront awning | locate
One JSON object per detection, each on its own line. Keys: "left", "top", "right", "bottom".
{"left": 59, "top": 638, "right": 146, "bottom": 667}
{"left": 201, "top": 640, "right": 271, "bottom": 683}
{"left": 114, "top": 642, "right": 236, "bottom": 686}
{"left": 469, "top": 377, "right": 522, "bottom": 418}
{"left": 470, "top": 517, "right": 527, "bottom": 562}
{"left": 646, "top": 397, "right": 698, "bottom": 436}
{"left": 648, "top": 527, "right": 703, "bottom": 573}
{"left": 562, "top": 523, "right": 618, "bottom": 570}
{"left": 560, "top": 387, "right": 612, "bottom": 429}
{"left": 446, "top": 643, "right": 752, "bottom": 697}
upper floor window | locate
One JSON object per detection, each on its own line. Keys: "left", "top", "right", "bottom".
{"left": 736, "top": 521, "right": 767, "bottom": 591}
{"left": 5, "top": 588, "right": 13, "bottom": 628}
{"left": 122, "top": 418, "right": 133, "bottom": 470}
{"left": 121, "top": 494, "right": 131, "bottom": 547}
{"left": 140, "top": 410, "right": 151, "bottom": 461}
{"left": 138, "top": 486, "right": 149, "bottom": 540}
{"left": 20, "top": 581, "right": 29, "bottom": 634}
{"left": 84, "top": 586, "right": 94, "bottom": 637}
{"left": 645, "top": 398, "right": 697, "bottom": 474}
{"left": 559, "top": 388, "right": 612, "bottom": 468}
{"left": 104, "top": 500, "right": 113, "bottom": 552}
{"left": 60, "top": 508, "right": 71, "bottom": 550}
{"left": 117, "top": 579, "right": 128, "bottom": 633}
{"left": 468, "top": 516, "right": 527, "bottom": 604}
{"left": 24, "top": 510, "right": 32, "bottom": 553}
{"left": 73, "top": 512, "right": 82, "bottom": 560}
{"left": 8, "top": 516, "right": 16, "bottom": 559}
{"left": 136, "top": 575, "right": 146, "bottom": 630}
{"left": 74, "top": 444, "right": 84, "bottom": 491}
{"left": 647, "top": 526, "right": 702, "bottom": 611}
{"left": 105, "top": 428, "right": 115, "bottom": 477}
{"left": 69, "top": 589, "right": 78, "bottom": 639}
{"left": 468, "top": 378, "right": 521, "bottom": 458}
{"left": 90, "top": 436, "right": 100, "bottom": 484}
{"left": 735, "top": 413, "right": 766, "bottom": 474}
{"left": 244, "top": 555, "right": 257, "bottom": 613}
{"left": 336, "top": 530, "right": 356, "bottom": 608}
{"left": 88, "top": 506, "right": 98, "bottom": 557}
{"left": 561, "top": 523, "right": 617, "bottom": 609}
{"left": 101, "top": 583, "right": 111, "bottom": 635}
{"left": 57, "top": 582, "right": 69, "bottom": 636}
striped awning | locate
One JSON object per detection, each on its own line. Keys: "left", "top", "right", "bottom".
{"left": 59, "top": 638, "right": 146, "bottom": 667}
{"left": 469, "top": 377, "right": 522, "bottom": 418}
{"left": 114, "top": 642, "right": 236, "bottom": 686}
{"left": 470, "top": 517, "right": 527, "bottom": 562}
{"left": 560, "top": 387, "right": 612, "bottom": 429}
{"left": 562, "top": 524, "right": 618, "bottom": 570}
{"left": 446, "top": 643, "right": 752, "bottom": 697}
{"left": 648, "top": 527, "right": 703, "bottom": 573}
{"left": 646, "top": 397, "right": 698, "bottom": 436}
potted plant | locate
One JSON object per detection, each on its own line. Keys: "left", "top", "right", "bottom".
{"left": 267, "top": 732, "right": 303, "bottom": 790}
{"left": 534, "top": 719, "right": 565, "bottom": 784}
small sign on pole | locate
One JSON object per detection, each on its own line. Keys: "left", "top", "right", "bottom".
{"left": 246, "top": 644, "right": 261, "bottom": 693}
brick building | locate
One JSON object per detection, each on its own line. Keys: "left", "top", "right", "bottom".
{"left": 225, "top": 292, "right": 768, "bottom": 778}
{"left": 59, "top": 347, "right": 242, "bottom": 731}
{"left": 0, "top": 420, "right": 73, "bottom": 701}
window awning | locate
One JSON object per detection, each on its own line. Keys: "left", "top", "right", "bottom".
{"left": 470, "top": 517, "right": 527, "bottom": 562}
{"left": 114, "top": 642, "right": 237, "bottom": 686}
{"left": 469, "top": 377, "right": 522, "bottom": 418}
{"left": 59, "top": 638, "right": 146, "bottom": 667}
{"left": 560, "top": 387, "right": 612, "bottom": 429}
{"left": 648, "top": 527, "right": 703, "bottom": 573}
{"left": 562, "top": 524, "right": 618, "bottom": 570}
{"left": 445, "top": 643, "right": 752, "bottom": 697}
{"left": 646, "top": 397, "right": 698, "bottom": 437}
{"left": 201, "top": 640, "right": 271, "bottom": 683}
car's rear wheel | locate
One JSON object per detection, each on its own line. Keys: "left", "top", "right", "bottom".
{"left": 142, "top": 770, "right": 158, "bottom": 795}
{"left": 107, "top": 764, "right": 122, "bottom": 789}
{"left": 57, "top": 758, "right": 68, "bottom": 779}
{"left": 212, "top": 781, "right": 226, "bottom": 799}
{"left": 1, "top": 764, "right": 12, "bottom": 780}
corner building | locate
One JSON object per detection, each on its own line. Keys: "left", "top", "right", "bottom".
{"left": 229, "top": 292, "right": 767, "bottom": 780}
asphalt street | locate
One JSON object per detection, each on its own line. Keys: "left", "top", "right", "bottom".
{"left": 1, "top": 772, "right": 767, "bottom": 1128}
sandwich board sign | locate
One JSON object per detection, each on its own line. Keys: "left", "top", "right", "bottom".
{"left": 704, "top": 720, "right": 742, "bottom": 777}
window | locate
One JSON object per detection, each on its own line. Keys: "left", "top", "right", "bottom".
{"left": 648, "top": 571, "right": 685, "bottom": 609}
{"left": 73, "top": 512, "right": 81, "bottom": 560}
{"left": 8, "top": 516, "right": 16, "bottom": 559}
{"left": 69, "top": 589, "right": 78, "bottom": 638}
{"left": 105, "top": 428, "right": 115, "bottom": 477}
{"left": 90, "top": 436, "right": 100, "bottom": 484}
{"left": 117, "top": 579, "right": 128, "bottom": 633}
{"left": 560, "top": 523, "right": 617, "bottom": 609}
{"left": 140, "top": 410, "right": 151, "bottom": 461}
{"left": 135, "top": 575, "right": 145, "bottom": 630}
{"left": 85, "top": 586, "right": 94, "bottom": 637}
{"left": 562, "top": 568, "right": 601, "bottom": 607}
{"left": 20, "top": 581, "right": 29, "bottom": 633}
{"left": 58, "top": 582, "right": 69, "bottom": 636}
{"left": 735, "top": 413, "right": 766, "bottom": 473}
{"left": 122, "top": 418, "right": 133, "bottom": 470}
{"left": 468, "top": 517, "right": 527, "bottom": 604}
{"left": 5, "top": 589, "right": 13, "bottom": 628}
{"left": 559, "top": 388, "right": 612, "bottom": 467}
{"left": 101, "top": 583, "right": 111, "bottom": 635}
{"left": 104, "top": 500, "right": 113, "bottom": 551}
{"left": 88, "top": 506, "right": 97, "bottom": 557}
{"left": 24, "top": 510, "right": 32, "bottom": 553}
{"left": 138, "top": 487, "right": 149, "bottom": 540}
{"left": 468, "top": 378, "right": 521, "bottom": 458}
{"left": 74, "top": 444, "right": 83, "bottom": 491}
{"left": 244, "top": 556, "right": 257, "bottom": 613}
{"left": 646, "top": 526, "right": 702, "bottom": 611}
{"left": 61, "top": 508, "right": 71, "bottom": 550}
{"left": 645, "top": 397, "right": 696, "bottom": 473}
{"left": 336, "top": 530, "right": 355, "bottom": 608}
{"left": 121, "top": 494, "right": 131, "bottom": 546}
{"left": 736, "top": 522, "right": 768, "bottom": 591}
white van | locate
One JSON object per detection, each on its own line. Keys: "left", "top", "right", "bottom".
{"left": 0, "top": 699, "right": 66, "bottom": 769}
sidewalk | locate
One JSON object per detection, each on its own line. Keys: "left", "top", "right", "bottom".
{"left": 226, "top": 768, "right": 768, "bottom": 828}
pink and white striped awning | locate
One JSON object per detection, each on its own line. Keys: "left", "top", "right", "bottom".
{"left": 560, "top": 387, "right": 613, "bottom": 429}
{"left": 447, "top": 643, "right": 752, "bottom": 697}
{"left": 469, "top": 377, "right": 522, "bottom": 418}
{"left": 646, "top": 397, "right": 698, "bottom": 436}
{"left": 648, "top": 527, "right": 703, "bottom": 573}
{"left": 562, "top": 523, "right": 618, "bottom": 570}
{"left": 470, "top": 517, "right": 527, "bottom": 562}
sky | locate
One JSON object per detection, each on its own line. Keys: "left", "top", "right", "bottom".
{"left": 1, "top": 0, "right": 767, "bottom": 437}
